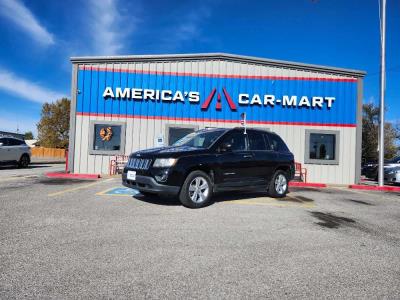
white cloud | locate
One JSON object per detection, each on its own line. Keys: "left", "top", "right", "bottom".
{"left": 0, "top": 0, "right": 55, "bottom": 46}
{"left": 0, "top": 68, "right": 65, "bottom": 104}
{"left": 88, "top": 0, "right": 137, "bottom": 55}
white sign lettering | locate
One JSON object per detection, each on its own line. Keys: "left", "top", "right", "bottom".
{"left": 103, "top": 87, "right": 335, "bottom": 109}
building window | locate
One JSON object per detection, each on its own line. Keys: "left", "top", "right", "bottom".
{"left": 89, "top": 121, "right": 126, "bottom": 155}
{"left": 305, "top": 130, "right": 339, "bottom": 165}
{"left": 165, "top": 124, "right": 198, "bottom": 146}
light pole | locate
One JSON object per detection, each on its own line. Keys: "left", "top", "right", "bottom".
{"left": 378, "top": 0, "right": 386, "bottom": 187}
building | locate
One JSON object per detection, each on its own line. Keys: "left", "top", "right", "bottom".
{"left": 68, "top": 53, "right": 365, "bottom": 184}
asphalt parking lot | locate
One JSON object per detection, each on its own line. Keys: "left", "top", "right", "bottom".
{"left": 1, "top": 165, "right": 400, "bottom": 299}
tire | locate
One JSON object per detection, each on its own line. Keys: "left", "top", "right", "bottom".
{"left": 18, "top": 154, "right": 30, "bottom": 168}
{"left": 268, "top": 170, "right": 288, "bottom": 198}
{"left": 179, "top": 170, "right": 213, "bottom": 208}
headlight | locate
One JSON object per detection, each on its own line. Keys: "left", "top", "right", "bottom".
{"left": 153, "top": 158, "right": 177, "bottom": 168}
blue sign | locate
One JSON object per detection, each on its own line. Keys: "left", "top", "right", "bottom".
{"left": 102, "top": 187, "right": 139, "bottom": 196}
{"left": 77, "top": 67, "right": 358, "bottom": 127}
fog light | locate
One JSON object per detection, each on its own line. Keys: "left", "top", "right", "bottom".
{"left": 155, "top": 172, "right": 168, "bottom": 182}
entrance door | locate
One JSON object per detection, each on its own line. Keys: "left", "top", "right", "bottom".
{"left": 168, "top": 127, "right": 196, "bottom": 146}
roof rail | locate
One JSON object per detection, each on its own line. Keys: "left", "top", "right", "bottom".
{"left": 0, "top": 134, "right": 24, "bottom": 140}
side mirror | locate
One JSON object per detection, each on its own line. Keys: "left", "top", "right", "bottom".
{"left": 219, "top": 142, "right": 232, "bottom": 152}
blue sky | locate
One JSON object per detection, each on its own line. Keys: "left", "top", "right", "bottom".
{"left": 0, "top": 0, "right": 399, "bottom": 136}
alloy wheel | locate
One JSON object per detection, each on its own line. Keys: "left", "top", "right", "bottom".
{"left": 188, "top": 176, "right": 209, "bottom": 203}
{"left": 274, "top": 174, "right": 287, "bottom": 195}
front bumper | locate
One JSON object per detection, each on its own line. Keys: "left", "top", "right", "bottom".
{"left": 122, "top": 173, "right": 180, "bottom": 195}
{"left": 384, "top": 172, "right": 400, "bottom": 184}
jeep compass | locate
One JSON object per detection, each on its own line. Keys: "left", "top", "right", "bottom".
{"left": 122, "top": 127, "right": 295, "bottom": 208}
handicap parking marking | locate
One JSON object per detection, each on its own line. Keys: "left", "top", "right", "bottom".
{"left": 96, "top": 187, "right": 140, "bottom": 197}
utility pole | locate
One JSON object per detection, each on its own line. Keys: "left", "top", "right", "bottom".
{"left": 378, "top": 0, "right": 386, "bottom": 186}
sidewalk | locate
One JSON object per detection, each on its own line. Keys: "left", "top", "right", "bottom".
{"left": 31, "top": 157, "right": 66, "bottom": 164}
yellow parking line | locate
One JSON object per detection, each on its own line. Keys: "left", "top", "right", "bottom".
{"left": 224, "top": 195, "right": 315, "bottom": 208}
{"left": 225, "top": 200, "right": 314, "bottom": 208}
{"left": 96, "top": 187, "right": 115, "bottom": 196}
{"left": 0, "top": 176, "right": 32, "bottom": 182}
{"left": 330, "top": 186, "right": 373, "bottom": 196}
{"left": 48, "top": 178, "right": 113, "bottom": 197}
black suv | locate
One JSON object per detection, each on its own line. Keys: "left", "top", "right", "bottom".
{"left": 122, "top": 127, "right": 294, "bottom": 208}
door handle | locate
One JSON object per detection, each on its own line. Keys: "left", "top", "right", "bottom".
{"left": 243, "top": 154, "right": 253, "bottom": 158}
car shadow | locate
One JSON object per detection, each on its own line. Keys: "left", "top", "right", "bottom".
{"left": 132, "top": 194, "right": 181, "bottom": 206}
{"left": 132, "top": 190, "right": 311, "bottom": 207}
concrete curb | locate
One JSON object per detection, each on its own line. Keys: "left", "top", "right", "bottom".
{"left": 45, "top": 172, "right": 100, "bottom": 179}
{"left": 289, "top": 182, "right": 327, "bottom": 188}
{"left": 349, "top": 184, "right": 400, "bottom": 192}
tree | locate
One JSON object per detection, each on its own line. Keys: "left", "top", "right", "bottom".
{"left": 24, "top": 131, "right": 34, "bottom": 140}
{"left": 37, "top": 98, "right": 70, "bottom": 148}
{"left": 362, "top": 103, "right": 399, "bottom": 161}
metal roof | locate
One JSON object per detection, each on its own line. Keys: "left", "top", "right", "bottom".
{"left": 70, "top": 53, "right": 366, "bottom": 77}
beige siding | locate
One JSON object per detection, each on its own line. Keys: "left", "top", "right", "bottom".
{"left": 73, "top": 114, "right": 356, "bottom": 184}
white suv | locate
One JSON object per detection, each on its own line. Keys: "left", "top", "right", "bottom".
{"left": 0, "top": 137, "right": 31, "bottom": 168}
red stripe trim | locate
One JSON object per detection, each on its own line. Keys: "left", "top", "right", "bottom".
{"left": 76, "top": 112, "right": 356, "bottom": 128}
{"left": 79, "top": 65, "right": 358, "bottom": 82}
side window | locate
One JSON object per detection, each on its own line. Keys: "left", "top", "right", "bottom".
{"left": 2, "top": 138, "right": 11, "bottom": 146}
{"left": 0, "top": 138, "right": 6, "bottom": 146}
{"left": 8, "top": 139, "right": 23, "bottom": 146}
{"left": 220, "top": 132, "right": 246, "bottom": 151}
{"left": 268, "top": 134, "right": 289, "bottom": 152}
{"left": 247, "top": 131, "right": 267, "bottom": 150}
{"left": 263, "top": 133, "right": 272, "bottom": 150}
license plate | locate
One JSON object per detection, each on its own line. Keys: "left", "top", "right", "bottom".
{"left": 127, "top": 170, "right": 136, "bottom": 180}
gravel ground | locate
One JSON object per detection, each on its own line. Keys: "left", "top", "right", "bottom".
{"left": 0, "top": 166, "right": 399, "bottom": 299}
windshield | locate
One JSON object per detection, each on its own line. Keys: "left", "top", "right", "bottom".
{"left": 173, "top": 129, "right": 226, "bottom": 148}
{"left": 387, "top": 156, "right": 400, "bottom": 164}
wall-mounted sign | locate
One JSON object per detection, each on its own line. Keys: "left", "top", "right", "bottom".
{"left": 102, "top": 86, "right": 335, "bottom": 109}
{"left": 154, "top": 134, "right": 165, "bottom": 147}
{"left": 77, "top": 67, "right": 358, "bottom": 127}
{"left": 99, "top": 127, "right": 113, "bottom": 141}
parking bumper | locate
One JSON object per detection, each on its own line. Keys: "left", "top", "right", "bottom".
{"left": 122, "top": 173, "right": 180, "bottom": 195}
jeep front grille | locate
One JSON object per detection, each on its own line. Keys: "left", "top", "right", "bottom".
{"left": 127, "top": 158, "right": 152, "bottom": 170}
